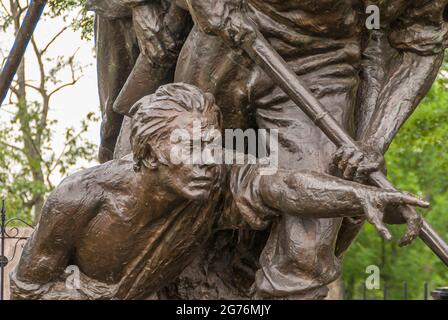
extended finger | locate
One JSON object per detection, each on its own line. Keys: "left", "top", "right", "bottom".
{"left": 398, "top": 206, "right": 423, "bottom": 247}
{"left": 357, "top": 162, "right": 381, "bottom": 175}
{"left": 384, "top": 192, "right": 430, "bottom": 208}
{"left": 363, "top": 203, "right": 392, "bottom": 241}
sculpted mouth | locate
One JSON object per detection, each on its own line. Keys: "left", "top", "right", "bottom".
{"left": 192, "top": 175, "right": 212, "bottom": 181}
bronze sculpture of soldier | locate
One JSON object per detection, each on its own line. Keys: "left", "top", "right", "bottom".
{"left": 170, "top": 0, "right": 448, "bottom": 299}
{"left": 86, "top": 0, "right": 448, "bottom": 299}
{"left": 10, "top": 83, "right": 429, "bottom": 300}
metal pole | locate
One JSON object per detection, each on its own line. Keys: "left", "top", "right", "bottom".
{"left": 0, "top": 0, "right": 47, "bottom": 106}
{"left": 424, "top": 282, "right": 428, "bottom": 300}
{"left": 1, "top": 200, "right": 6, "bottom": 300}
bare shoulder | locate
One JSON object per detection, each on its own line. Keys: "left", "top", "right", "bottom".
{"left": 40, "top": 158, "right": 134, "bottom": 223}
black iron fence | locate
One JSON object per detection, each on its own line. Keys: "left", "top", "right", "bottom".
{"left": 0, "top": 200, "right": 34, "bottom": 300}
{"left": 344, "top": 281, "right": 435, "bottom": 300}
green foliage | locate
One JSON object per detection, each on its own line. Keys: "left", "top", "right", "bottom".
{"left": 0, "top": 0, "right": 94, "bottom": 38}
{"left": 0, "top": 106, "right": 99, "bottom": 223}
{"left": 342, "top": 74, "right": 448, "bottom": 300}
{"left": 48, "top": 0, "right": 94, "bottom": 40}
{"left": 0, "top": 0, "right": 98, "bottom": 223}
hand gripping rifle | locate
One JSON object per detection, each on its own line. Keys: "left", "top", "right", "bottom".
{"left": 238, "top": 20, "right": 448, "bottom": 267}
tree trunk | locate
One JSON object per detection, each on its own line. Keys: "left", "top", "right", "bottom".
{"left": 10, "top": 0, "right": 45, "bottom": 225}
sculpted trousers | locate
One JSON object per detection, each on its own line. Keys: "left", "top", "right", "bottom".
{"left": 95, "top": 15, "right": 140, "bottom": 163}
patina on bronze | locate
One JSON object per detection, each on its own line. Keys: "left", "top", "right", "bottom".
{"left": 10, "top": 83, "right": 429, "bottom": 299}
{"left": 9, "top": 0, "right": 448, "bottom": 299}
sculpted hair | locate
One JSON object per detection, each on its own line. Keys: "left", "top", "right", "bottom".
{"left": 130, "top": 82, "right": 221, "bottom": 171}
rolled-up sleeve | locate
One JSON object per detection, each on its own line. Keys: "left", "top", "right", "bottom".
{"left": 389, "top": 0, "right": 448, "bottom": 55}
{"left": 222, "top": 164, "right": 279, "bottom": 231}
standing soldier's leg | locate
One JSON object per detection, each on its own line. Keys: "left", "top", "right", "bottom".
{"left": 95, "top": 15, "right": 139, "bottom": 163}
{"left": 252, "top": 84, "right": 355, "bottom": 299}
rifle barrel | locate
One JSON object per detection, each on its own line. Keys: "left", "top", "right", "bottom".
{"left": 242, "top": 30, "right": 448, "bottom": 267}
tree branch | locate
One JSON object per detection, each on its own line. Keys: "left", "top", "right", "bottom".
{"left": 47, "top": 129, "right": 88, "bottom": 176}
{"left": 0, "top": 139, "right": 24, "bottom": 153}
{"left": 8, "top": 83, "right": 19, "bottom": 97}
{"left": 0, "top": 0, "right": 11, "bottom": 17}
{"left": 48, "top": 49, "right": 82, "bottom": 98}
{"left": 48, "top": 77, "right": 81, "bottom": 98}
{"left": 31, "top": 35, "right": 49, "bottom": 148}
{"left": 24, "top": 82, "right": 43, "bottom": 92}
{"left": 40, "top": 25, "right": 70, "bottom": 55}
{"left": 31, "top": 36, "right": 45, "bottom": 94}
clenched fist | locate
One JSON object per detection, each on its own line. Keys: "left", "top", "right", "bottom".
{"left": 331, "top": 143, "right": 386, "bottom": 183}
{"left": 184, "top": 0, "right": 256, "bottom": 47}
{"left": 132, "top": 3, "right": 180, "bottom": 66}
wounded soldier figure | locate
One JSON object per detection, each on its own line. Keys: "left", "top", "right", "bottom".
{"left": 10, "top": 83, "right": 429, "bottom": 300}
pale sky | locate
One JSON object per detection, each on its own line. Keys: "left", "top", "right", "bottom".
{"left": 0, "top": 13, "right": 101, "bottom": 184}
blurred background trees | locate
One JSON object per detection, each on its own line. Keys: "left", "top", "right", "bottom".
{"left": 0, "top": 0, "right": 96, "bottom": 224}
{"left": 342, "top": 59, "right": 448, "bottom": 299}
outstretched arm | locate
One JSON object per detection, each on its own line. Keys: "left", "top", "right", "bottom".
{"left": 229, "top": 165, "right": 428, "bottom": 240}
{"left": 333, "top": 47, "right": 443, "bottom": 254}
{"left": 332, "top": 1, "right": 447, "bottom": 255}
{"left": 258, "top": 170, "right": 428, "bottom": 240}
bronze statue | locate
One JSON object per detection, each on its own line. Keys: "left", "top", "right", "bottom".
{"left": 10, "top": 83, "right": 225, "bottom": 300}
{"left": 168, "top": 0, "right": 448, "bottom": 299}
{"left": 10, "top": 0, "right": 448, "bottom": 300}
{"left": 11, "top": 83, "right": 429, "bottom": 300}
{"left": 88, "top": 0, "right": 192, "bottom": 163}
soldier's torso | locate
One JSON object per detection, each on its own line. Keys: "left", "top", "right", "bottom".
{"left": 177, "top": 0, "right": 423, "bottom": 133}
{"left": 71, "top": 180, "right": 219, "bottom": 297}
{"left": 249, "top": 0, "right": 361, "bottom": 38}
{"left": 73, "top": 189, "right": 166, "bottom": 284}
{"left": 249, "top": 0, "right": 412, "bottom": 27}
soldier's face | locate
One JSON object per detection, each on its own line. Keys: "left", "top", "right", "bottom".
{"left": 156, "top": 112, "right": 223, "bottom": 201}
